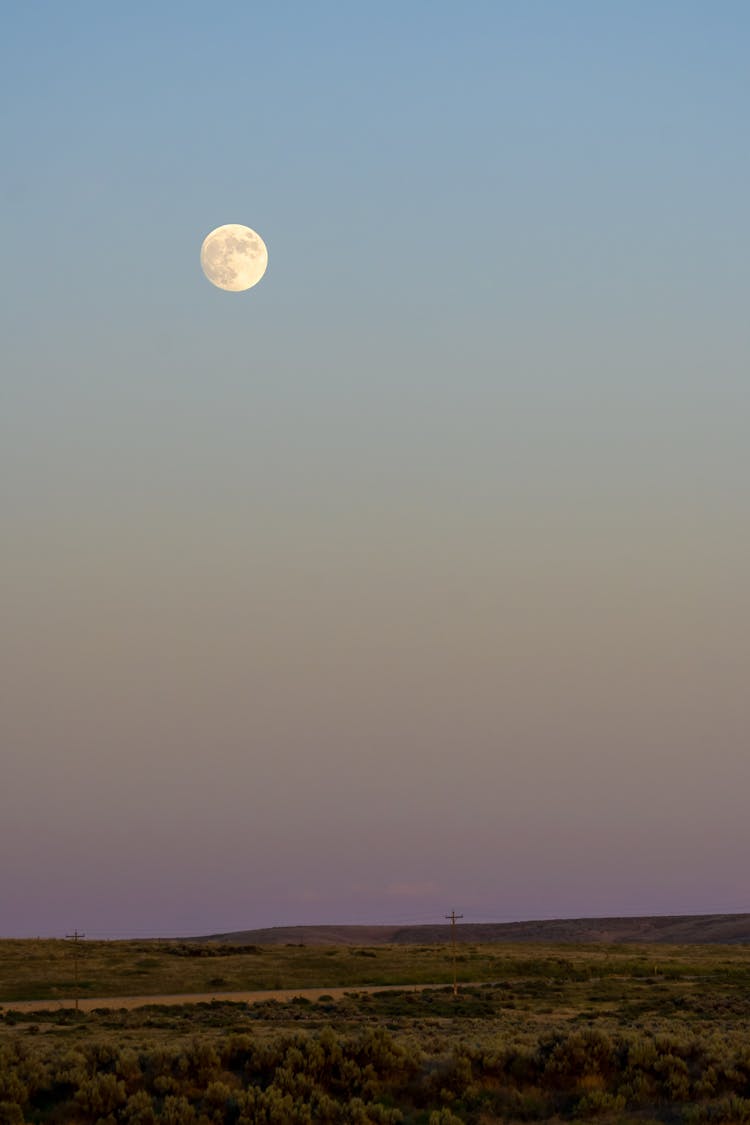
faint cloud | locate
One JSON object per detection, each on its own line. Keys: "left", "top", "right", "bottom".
{"left": 386, "top": 881, "right": 439, "bottom": 898}
{"left": 298, "top": 889, "right": 325, "bottom": 903}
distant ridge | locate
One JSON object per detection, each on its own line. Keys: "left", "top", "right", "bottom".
{"left": 196, "top": 913, "right": 750, "bottom": 947}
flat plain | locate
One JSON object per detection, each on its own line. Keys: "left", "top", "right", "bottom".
{"left": 3, "top": 938, "right": 750, "bottom": 1122}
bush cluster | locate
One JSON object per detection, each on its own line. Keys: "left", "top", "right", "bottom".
{"left": 160, "top": 946, "right": 264, "bottom": 960}
{"left": 4, "top": 1020, "right": 750, "bottom": 1123}
{"left": 0, "top": 1026, "right": 418, "bottom": 1124}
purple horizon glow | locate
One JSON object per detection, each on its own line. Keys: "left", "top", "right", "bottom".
{"left": 2, "top": 2, "right": 749, "bottom": 940}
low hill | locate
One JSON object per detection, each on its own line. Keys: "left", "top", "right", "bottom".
{"left": 196, "top": 913, "right": 750, "bottom": 947}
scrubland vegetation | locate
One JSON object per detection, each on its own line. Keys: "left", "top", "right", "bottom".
{"left": 2, "top": 939, "right": 750, "bottom": 1122}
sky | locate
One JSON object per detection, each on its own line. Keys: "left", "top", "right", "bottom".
{"left": 2, "top": 1, "right": 749, "bottom": 938}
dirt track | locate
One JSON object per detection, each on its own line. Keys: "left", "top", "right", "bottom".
{"left": 2, "top": 981, "right": 463, "bottom": 1014}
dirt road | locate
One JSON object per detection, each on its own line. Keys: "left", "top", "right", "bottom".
{"left": 2, "top": 981, "right": 463, "bottom": 1014}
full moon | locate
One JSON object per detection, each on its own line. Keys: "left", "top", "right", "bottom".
{"left": 200, "top": 224, "right": 268, "bottom": 292}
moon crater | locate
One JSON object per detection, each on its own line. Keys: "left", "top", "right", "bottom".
{"left": 200, "top": 224, "right": 268, "bottom": 291}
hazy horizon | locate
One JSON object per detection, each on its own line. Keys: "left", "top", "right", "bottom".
{"left": 10, "top": 905, "right": 750, "bottom": 944}
{"left": 2, "top": 2, "right": 749, "bottom": 940}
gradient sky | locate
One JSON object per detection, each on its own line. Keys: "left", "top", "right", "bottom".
{"left": 2, "top": 2, "right": 749, "bottom": 938}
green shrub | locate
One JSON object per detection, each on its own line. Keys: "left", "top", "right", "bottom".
{"left": 160, "top": 1094, "right": 196, "bottom": 1125}
{"left": 123, "top": 1089, "right": 157, "bottom": 1125}
{"left": 74, "top": 1073, "right": 127, "bottom": 1117}
{"left": 575, "top": 1089, "right": 626, "bottom": 1116}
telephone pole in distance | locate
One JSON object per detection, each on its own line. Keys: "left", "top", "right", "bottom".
{"left": 445, "top": 911, "right": 463, "bottom": 996}
{"left": 65, "top": 930, "right": 85, "bottom": 1010}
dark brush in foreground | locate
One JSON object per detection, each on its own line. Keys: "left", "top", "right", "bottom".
{"left": 3, "top": 944, "right": 750, "bottom": 1122}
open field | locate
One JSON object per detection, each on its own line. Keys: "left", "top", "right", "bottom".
{"left": 3, "top": 936, "right": 750, "bottom": 1006}
{"left": 3, "top": 939, "right": 750, "bottom": 1121}
{"left": 0, "top": 938, "right": 539, "bottom": 1004}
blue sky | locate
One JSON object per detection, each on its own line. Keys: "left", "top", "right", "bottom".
{"left": 2, "top": 2, "right": 749, "bottom": 937}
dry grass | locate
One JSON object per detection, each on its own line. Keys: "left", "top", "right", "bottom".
{"left": 3, "top": 941, "right": 750, "bottom": 1122}
{"left": 1, "top": 935, "right": 749, "bottom": 1005}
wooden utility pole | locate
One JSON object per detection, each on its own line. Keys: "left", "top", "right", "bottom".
{"left": 65, "top": 930, "right": 85, "bottom": 1010}
{"left": 445, "top": 911, "right": 463, "bottom": 996}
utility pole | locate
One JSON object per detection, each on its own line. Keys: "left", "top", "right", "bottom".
{"left": 445, "top": 911, "right": 463, "bottom": 996}
{"left": 65, "top": 930, "right": 85, "bottom": 1010}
